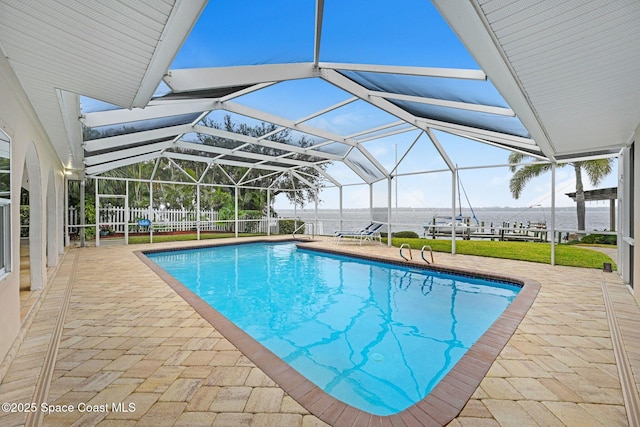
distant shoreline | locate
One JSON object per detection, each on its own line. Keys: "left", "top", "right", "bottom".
{"left": 276, "top": 206, "right": 615, "bottom": 234}
{"left": 278, "top": 206, "right": 612, "bottom": 212}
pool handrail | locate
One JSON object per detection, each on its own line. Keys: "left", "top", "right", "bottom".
{"left": 399, "top": 243, "right": 412, "bottom": 261}
{"left": 421, "top": 245, "right": 434, "bottom": 264}
{"left": 292, "top": 222, "right": 312, "bottom": 240}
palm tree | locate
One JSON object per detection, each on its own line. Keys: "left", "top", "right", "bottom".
{"left": 508, "top": 153, "right": 613, "bottom": 231}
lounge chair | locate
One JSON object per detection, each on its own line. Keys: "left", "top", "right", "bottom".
{"left": 334, "top": 223, "right": 383, "bottom": 245}
{"left": 359, "top": 223, "right": 383, "bottom": 244}
{"left": 333, "top": 222, "right": 374, "bottom": 243}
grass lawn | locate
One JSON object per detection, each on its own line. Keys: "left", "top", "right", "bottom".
{"left": 388, "top": 237, "right": 616, "bottom": 270}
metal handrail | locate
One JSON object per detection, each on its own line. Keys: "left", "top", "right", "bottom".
{"left": 292, "top": 222, "right": 311, "bottom": 240}
{"left": 399, "top": 243, "right": 412, "bottom": 261}
{"left": 421, "top": 245, "right": 434, "bottom": 264}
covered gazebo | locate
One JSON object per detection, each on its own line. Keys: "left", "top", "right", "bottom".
{"left": 566, "top": 187, "right": 618, "bottom": 231}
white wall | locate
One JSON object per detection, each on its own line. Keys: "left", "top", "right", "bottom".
{"left": 0, "top": 54, "right": 65, "bottom": 368}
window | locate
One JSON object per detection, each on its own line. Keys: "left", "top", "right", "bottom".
{"left": 0, "top": 128, "right": 10, "bottom": 275}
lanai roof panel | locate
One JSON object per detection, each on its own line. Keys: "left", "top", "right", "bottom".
{"left": 320, "top": 0, "right": 478, "bottom": 68}
{"left": 171, "top": 0, "right": 315, "bottom": 68}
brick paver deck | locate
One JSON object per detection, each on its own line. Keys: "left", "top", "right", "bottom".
{"left": 0, "top": 236, "right": 637, "bottom": 426}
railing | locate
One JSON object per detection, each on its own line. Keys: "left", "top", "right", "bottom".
{"left": 68, "top": 207, "right": 276, "bottom": 235}
{"left": 292, "top": 222, "right": 311, "bottom": 240}
{"left": 399, "top": 243, "right": 412, "bottom": 261}
{"left": 421, "top": 245, "right": 434, "bottom": 264}
{"left": 400, "top": 243, "right": 433, "bottom": 264}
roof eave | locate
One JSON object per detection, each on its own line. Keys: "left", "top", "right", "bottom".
{"left": 432, "top": 0, "right": 557, "bottom": 162}
{"left": 130, "top": 0, "right": 207, "bottom": 108}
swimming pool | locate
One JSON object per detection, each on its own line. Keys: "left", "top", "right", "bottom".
{"left": 145, "top": 241, "right": 522, "bottom": 416}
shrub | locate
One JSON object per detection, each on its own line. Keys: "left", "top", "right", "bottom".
{"left": 393, "top": 230, "right": 420, "bottom": 239}
{"left": 580, "top": 233, "right": 617, "bottom": 245}
{"left": 20, "top": 205, "right": 29, "bottom": 237}
{"left": 381, "top": 230, "right": 420, "bottom": 239}
{"left": 279, "top": 219, "right": 304, "bottom": 235}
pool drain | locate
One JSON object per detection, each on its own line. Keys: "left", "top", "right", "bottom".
{"left": 371, "top": 353, "right": 384, "bottom": 362}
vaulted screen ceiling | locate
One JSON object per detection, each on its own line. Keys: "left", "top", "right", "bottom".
{"left": 80, "top": 61, "right": 539, "bottom": 186}
{"left": 434, "top": 0, "right": 640, "bottom": 160}
{"left": 1, "top": 0, "right": 637, "bottom": 189}
{"left": 77, "top": 0, "right": 540, "bottom": 188}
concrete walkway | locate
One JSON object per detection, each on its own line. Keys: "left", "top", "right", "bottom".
{"left": 0, "top": 236, "right": 637, "bottom": 426}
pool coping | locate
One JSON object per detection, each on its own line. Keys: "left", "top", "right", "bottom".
{"left": 135, "top": 240, "right": 540, "bottom": 426}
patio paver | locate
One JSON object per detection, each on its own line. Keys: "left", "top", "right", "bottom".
{"left": 0, "top": 236, "right": 637, "bottom": 426}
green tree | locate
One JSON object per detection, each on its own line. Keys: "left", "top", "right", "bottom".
{"left": 82, "top": 116, "right": 329, "bottom": 215}
{"left": 193, "top": 115, "right": 328, "bottom": 209}
{"left": 508, "top": 153, "right": 613, "bottom": 231}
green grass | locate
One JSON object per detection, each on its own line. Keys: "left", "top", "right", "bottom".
{"left": 388, "top": 237, "right": 616, "bottom": 270}
{"left": 127, "top": 232, "right": 263, "bottom": 244}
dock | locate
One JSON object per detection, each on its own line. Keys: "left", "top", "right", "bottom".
{"left": 423, "top": 221, "right": 549, "bottom": 242}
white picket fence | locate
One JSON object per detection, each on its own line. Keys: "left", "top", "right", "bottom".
{"left": 67, "top": 207, "right": 276, "bottom": 234}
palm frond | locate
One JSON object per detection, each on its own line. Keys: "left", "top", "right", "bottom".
{"left": 509, "top": 163, "right": 552, "bottom": 199}
{"left": 582, "top": 158, "right": 614, "bottom": 186}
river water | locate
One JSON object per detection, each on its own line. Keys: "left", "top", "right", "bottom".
{"left": 278, "top": 206, "right": 615, "bottom": 236}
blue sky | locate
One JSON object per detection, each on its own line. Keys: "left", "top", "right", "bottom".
{"left": 169, "top": 0, "right": 618, "bottom": 210}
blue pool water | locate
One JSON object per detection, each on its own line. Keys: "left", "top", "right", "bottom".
{"left": 146, "top": 242, "right": 520, "bottom": 415}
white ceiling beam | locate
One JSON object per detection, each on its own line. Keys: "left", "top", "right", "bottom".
{"left": 314, "top": 0, "right": 324, "bottom": 64}
{"left": 83, "top": 123, "right": 192, "bottom": 152}
{"left": 56, "top": 89, "right": 84, "bottom": 170}
{"left": 165, "top": 151, "right": 293, "bottom": 174}
{"left": 86, "top": 152, "right": 160, "bottom": 175}
{"left": 424, "top": 128, "right": 455, "bottom": 172}
{"left": 369, "top": 91, "right": 515, "bottom": 116}
{"left": 82, "top": 99, "right": 218, "bottom": 128}
{"left": 294, "top": 96, "right": 358, "bottom": 124}
{"left": 257, "top": 127, "right": 286, "bottom": 141}
{"left": 343, "top": 158, "right": 373, "bottom": 184}
{"left": 219, "top": 82, "right": 276, "bottom": 102}
{"left": 224, "top": 101, "right": 357, "bottom": 147}
{"left": 391, "top": 131, "right": 424, "bottom": 175}
{"left": 291, "top": 170, "right": 317, "bottom": 190}
{"left": 354, "top": 146, "right": 389, "bottom": 178}
{"left": 318, "top": 62, "right": 486, "bottom": 80}
{"left": 150, "top": 157, "right": 162, "bottom": 181}
{"left": 192, "top": 124, "right": 344, "bottom": 161}
{"left": 131, "top": 0, "right": 208, "bottom": 107}
{"left": 321, "top": 68, "right": 456, "bottom": 171}
{"left": 167, "top": 157, "right": 198, "bottom": 183}
{"left": 215, "top": 159, "right": 294, "bottom": 174}
{"left": 314, "top": 164, "right": 341, "bottom": 187}
{"left": 215, "top": 164, "right": 237, "bottom": 185}
{"left": 240, "top": 170, "right": 282, "bottom": 186}
{"left": 305, "top": 140, "right": 338, "bottom": 150}
{"left": 432, "top": 0, "right": 556, "bottom": 160}
{"left": 355, "top": 126, "right": 417, "bottom": 144}
{"left": 197, "top": 162, "right": 213, "bottom": 184}
{"left": 84, "top": 140, "right": 174, "bottom": 166}
{"left": 267, "top": 172, "right": 288, "bottom": 190}
{"left": 461, "top": 135, "right": 548, "bottom": 161}
{"left": 346, "top": 120, "right": 406, "bottom": 139}
{"left": 163, "top": 63, "right": 319, "bottom": 92}
{"left": 223, "top": 101, "right": 390, "bottom": 178}
{"left": 417, "top": 117, "right": 538, "bottom": 150}
{"left": 175, "top": 140, "right": 322, "bottom": 168}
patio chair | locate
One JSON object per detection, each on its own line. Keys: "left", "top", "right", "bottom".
{"left": 335, "top": 222, "right": 383, "bottom": 245}
{"left": 333, "top": 222, "right": 374, "bottom": 243}
{"left": 358, "top": 223, "right": 383, "bottom": 245}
